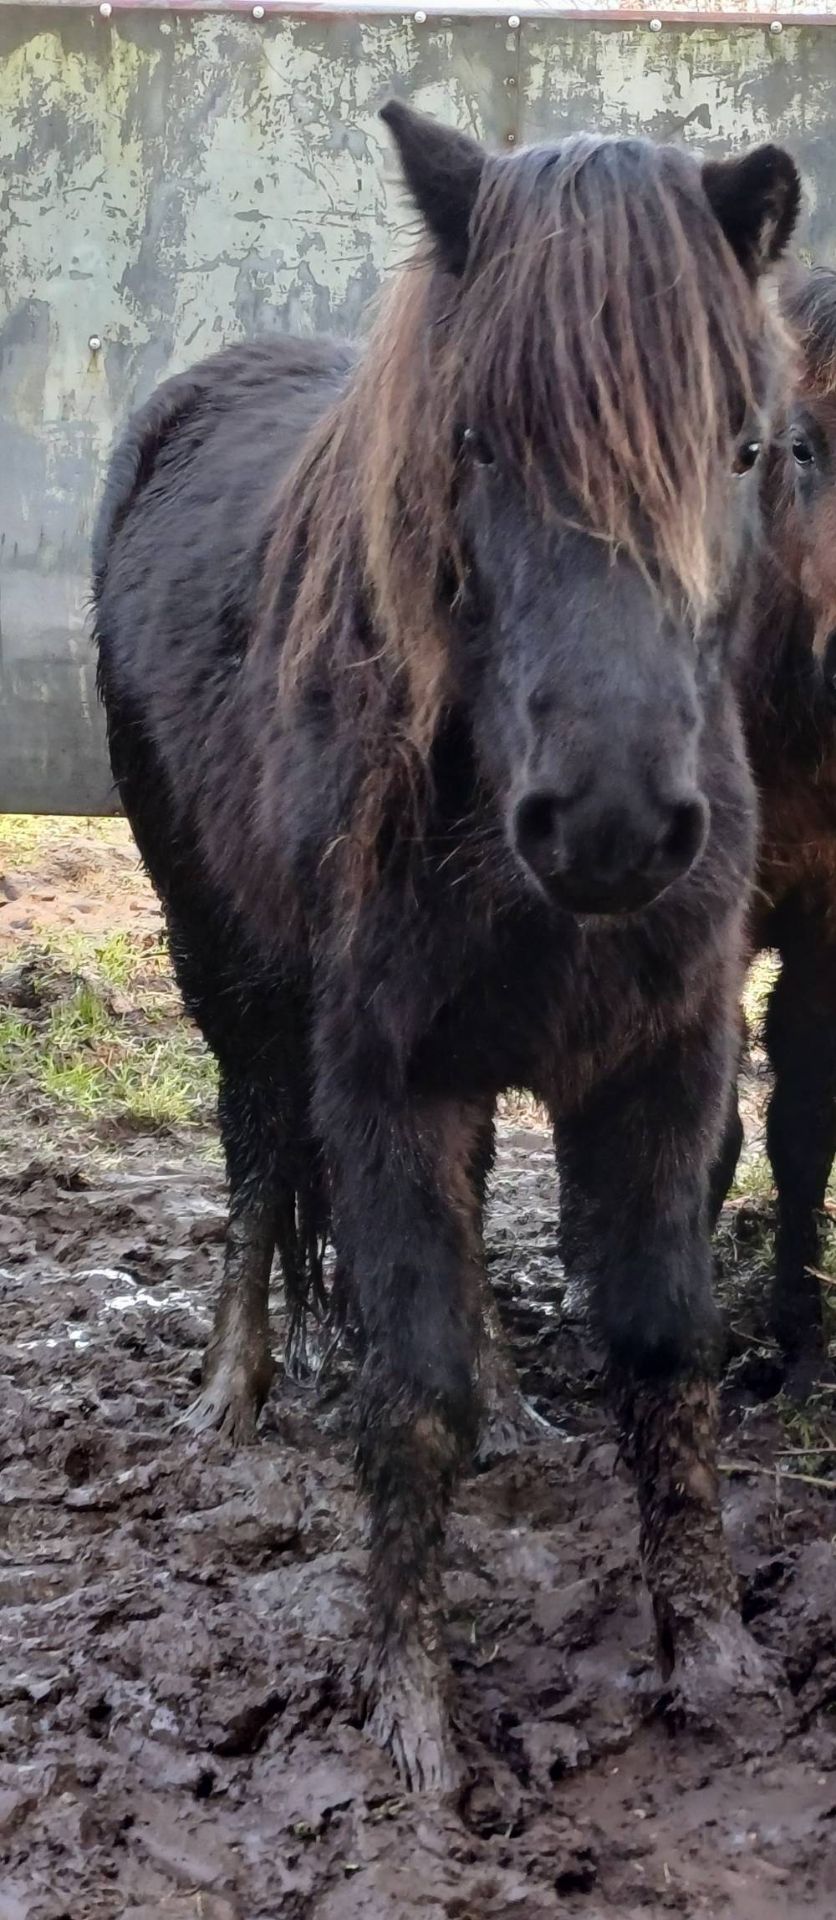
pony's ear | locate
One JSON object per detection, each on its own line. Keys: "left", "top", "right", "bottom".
{"left": 380, "top": 99, "right": 485, "bottom": 277}
{"left": 702, "top": 146, "right": 801, "bottom": 278}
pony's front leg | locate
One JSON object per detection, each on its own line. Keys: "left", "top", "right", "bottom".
{"left": 765, "top": 918, "right": 836, "bottom": 1397}
{"left": 320, "top": 1064, "right": 489, "bottom": 1790}
{"left": 556, "top": 1011, "right": 774, "bottom": 1724}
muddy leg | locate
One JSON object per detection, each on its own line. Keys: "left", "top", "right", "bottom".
{"left": 624, "top": 1376, "right": 770, "bottom": 1720}
{"left": 477, "top": 1282, "right": 557, "bottom": 1461}
{"left": 461, "top": 1113, "right": 556, "bottom": 1460}
{"left": 556, "top": 1004, "right": 771, "bottom": 1718}
{"left": 321, "top": 1064, "right": 488, "bottom": 1790}
{"left": 708, "top": 1079, "right": 745, "bottom": 1231}
{"left": 185, "top": 1073, "right": 277, "bottom": 1443}
{"left": 166, "top": 914, "right": 323, "bottom": 1427}
{"left": 765, "top": 922, "right": 836, "bottom": 1396}
{"left": 276, "top": 1151, "right": 331, "bottom": 1383}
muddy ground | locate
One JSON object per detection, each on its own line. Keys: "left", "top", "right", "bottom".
{"left": 1, "top": 825, "right": 834, "bottom": 1919}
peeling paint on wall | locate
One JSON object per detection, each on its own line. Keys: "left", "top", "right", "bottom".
{"left": 0, "top": 10, "right": 831, "bottom": 811}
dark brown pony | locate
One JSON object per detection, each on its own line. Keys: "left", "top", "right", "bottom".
{"left": 93, "top": 106, "right": 799, "bottom": 1788}
{"left": 713, "top": 266, "right": 836, "bottom": 1396}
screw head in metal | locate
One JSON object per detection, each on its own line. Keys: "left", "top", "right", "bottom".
{"left": 508, "top": 13, "right": 521, "bottom": 27}
{"left": 648, "top": 16, "right": 662, "bottom": 31}
{"left": 505, "top": 130, "right": 517, "bottom": 145}
{"left": 414, "top": 8, "right": 427, "bottom": 20}
{"left": 252, "top": 4, "right": 265, "bottom": 16}
{"left": 769, "top": 17, "right": 783, "bottom": 31}
{"left": 88, "top": 334, "right": 102, "bottom": 353}
{"left": 98, "top": 2, "right": 112, "bottom": 16}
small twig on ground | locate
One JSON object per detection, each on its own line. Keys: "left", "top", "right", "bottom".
{"left": 719, "top": 1459, "right": 835, "bottom": 1492}
{"left": 804, "top": 1265, "right": 836, "bottom": 1289}
{"left": 777, "top": 1444, "right": 836, "bottom": 1457}
{"left": 728, "top": 1323, "right": 780, "bottom": 1351}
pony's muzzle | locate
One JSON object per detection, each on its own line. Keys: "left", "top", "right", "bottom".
{"left": 512, "top": 785, "right": 708, "bottom": 915}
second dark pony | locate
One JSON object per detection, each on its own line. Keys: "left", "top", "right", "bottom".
{"left": 714, "top": 266, "right": 836, "bottom": 1396}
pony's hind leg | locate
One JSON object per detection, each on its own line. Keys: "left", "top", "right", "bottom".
{"left": 274, "top": 1149, "right": 330, "bottom": 1383}
{"left": 477, "top": 1281, "right": 558, "bottom": 1460}
{"left": 765, "top": 916, "right": 836, "bottom": 1397}
{"left": 185, "top": 1068, "right": 279, "bottom": 1443}
{"left": 465, "top": 1113, "right": 557, "bottom": 1451}
{"left": 708, "top": 1075, "right": 745, "bottom": 1231}
{"left": 556, "top": 1006, "right": 775, "bottom": 1728}
{"left": 465, "top": 1112, "right": 557, "bottom": 1461}
{"left": 167, "top": 919, "right": 321, "bottom": 1438}
{"left": 707, "top": 1007, "right": 746, "bottom": 1230}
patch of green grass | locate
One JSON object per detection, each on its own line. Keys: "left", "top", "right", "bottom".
{"left": 728, "top": 1149, "right": 775, "bottom": 1208}
{"left": 0, "top": 942, "right": 215, "bottom": 1141}
{"left": 775, "top": 1389, "right": 836, "bottom": 1469}
{"left": 0, "top": 812, "right": 126, "bottom": 872}
{"left": 813, "top": 1221, "right": 836, "bottom": 1348}
{"left": 40, "top": 928, "right": 168, "bottom": 993}
{"left": 0, "top": 1007, "right": 36, "bottom": 1077}
{"left": 37, "top": 1015, "right": 216, "bottom": 1130}
{"left": 742, "top": 950, "right": 780, "bottom": 1035}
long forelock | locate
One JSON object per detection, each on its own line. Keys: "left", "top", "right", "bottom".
{"left": 442, "top": 135, "right": 767, "bottom": 609}
{"left": 268, "top": 133, "right": 781, "bottom": 909}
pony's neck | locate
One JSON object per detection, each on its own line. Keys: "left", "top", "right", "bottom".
{"left": 748, "top": 539, "right": 830, "bottom": 768}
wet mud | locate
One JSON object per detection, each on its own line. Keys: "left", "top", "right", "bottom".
{"left": 1, "top": 1125, "right": 835, "bottom": 1919}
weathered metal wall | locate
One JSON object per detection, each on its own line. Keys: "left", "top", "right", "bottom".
{"left": 1, "top": 8, "right": 834, "bottom": 812}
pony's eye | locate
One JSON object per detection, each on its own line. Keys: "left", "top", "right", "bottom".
{"left": 792, "top": 434, "right": 814, "bottom": 468}
{"left": 733, "top": 440, "right": 761, "bottom": 475}
{"left": 461, "top": 426, "right": 495, "bottom": 469}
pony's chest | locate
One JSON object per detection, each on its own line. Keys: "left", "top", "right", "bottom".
{"left": 409, "top": 927, "right": 657, "bottom": 1108}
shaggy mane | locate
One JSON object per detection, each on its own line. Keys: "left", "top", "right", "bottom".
{"left": 781, "top": 264, "right": 836, "bottom": 396}
{"left": 260, "top": 134, "right": 779, "bottom": 894}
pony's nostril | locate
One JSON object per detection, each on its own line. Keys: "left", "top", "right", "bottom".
{"left": 658, "top": 799, "right": 705, "bottom": 872}
{"left": 515, "top": 792, "right": 559, "bottom": 850}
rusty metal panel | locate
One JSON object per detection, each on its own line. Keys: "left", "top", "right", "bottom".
{"left": 9, "top": 4, "right": 836, "bottom": 17}
{"left": 0, "top": 8, "right": 833, "bottom": 813}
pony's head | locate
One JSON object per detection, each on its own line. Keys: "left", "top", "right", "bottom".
{"left": 768, "top": 265, "right": 836, "bottom": 708}
{"left": 278, "top": 108, "right": 799, "bottom": 915}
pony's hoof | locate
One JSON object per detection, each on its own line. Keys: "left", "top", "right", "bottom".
{"left": 783, "top": 1347, "right": 831, "bottom": 1404}
{"left": 180, "top": 1355, "right": 271, "bottom": 1445}
{"left": 652, "top": 1614, "right": 782, "bottom": 1742}
{"left": 361, "top": 1657, "right": 460, "bottom": 1794}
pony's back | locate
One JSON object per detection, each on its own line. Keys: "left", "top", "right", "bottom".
{"left": 94, "top": 335, "right": 354, "bottom": 713}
